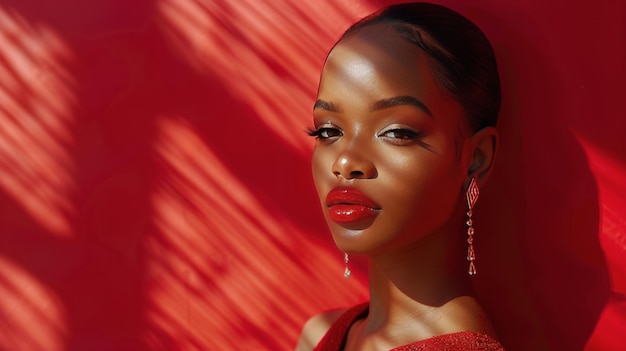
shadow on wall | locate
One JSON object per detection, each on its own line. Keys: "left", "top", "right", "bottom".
{"left": 0, "top": 0, "right": 366, "bottom": 350}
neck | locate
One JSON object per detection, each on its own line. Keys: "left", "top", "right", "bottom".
{"left": 365, "top": 228, "right": 473, "bottom": 333}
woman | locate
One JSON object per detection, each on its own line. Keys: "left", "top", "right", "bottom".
{"left": 297, "top": 2, "right": 504, "bottom": 350}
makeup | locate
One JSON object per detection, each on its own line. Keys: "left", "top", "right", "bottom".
{"left": 326, "top": 187, "right": 380, "bottom": 226}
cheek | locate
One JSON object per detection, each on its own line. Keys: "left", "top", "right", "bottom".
{"left": 382, "top": 153, "right": 463, "bottom": 229}
{"left": 311, "top": 148, "right": 332, "bottom": 197}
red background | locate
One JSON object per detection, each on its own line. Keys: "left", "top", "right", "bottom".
{"left": 0, "top": 0, "right": 624, "bottom": 350}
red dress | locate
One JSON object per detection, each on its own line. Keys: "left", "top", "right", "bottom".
{"left": 314, "top": 303, "right": 505, "bottom": 351}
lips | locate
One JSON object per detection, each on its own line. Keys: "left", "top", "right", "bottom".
{"left": 326, "top": 187, "right": 380, "bottom": 226}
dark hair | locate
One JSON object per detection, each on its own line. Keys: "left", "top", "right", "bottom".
{"left": 339, "top": 2, "right": 501, "bottom": 132}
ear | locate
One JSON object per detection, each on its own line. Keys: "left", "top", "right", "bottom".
{"left": 466, "top": 126, "right": 498, "bottom": 187}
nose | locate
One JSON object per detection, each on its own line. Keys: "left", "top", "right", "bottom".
{"left": 332, "top": 149, "right": 377, "bottom": 180}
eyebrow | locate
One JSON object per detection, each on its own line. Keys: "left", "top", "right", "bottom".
{"left": 313, "top": 96, "right": 432, "bottom": 116}
{"left": 371, "top": 96, "right": 432, "bottom": 116}
{"left": 313, "top": 100, "right": 342, "bottom": 112}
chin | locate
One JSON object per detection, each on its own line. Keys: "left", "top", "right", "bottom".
{"left": 330, "top": 229, "right": 387, "bottom": 255}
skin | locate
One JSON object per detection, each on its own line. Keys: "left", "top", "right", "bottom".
{"left": 297, "top": 24, "right": 498, "bottom": 351}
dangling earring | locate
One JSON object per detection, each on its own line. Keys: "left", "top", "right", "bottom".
{"left": 466, "top": 177, "right": 479, "bottom": 276}
{"left": 344, "top": 253, "right": 351, "bottom": 278}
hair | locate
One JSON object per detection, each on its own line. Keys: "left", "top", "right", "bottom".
{"left": 337, "top": 2, "right": 501, "bottom": 133}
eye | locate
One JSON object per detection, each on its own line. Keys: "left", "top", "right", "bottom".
{"left": 378, "top": 128, "right": 422, "bottom": 145}
{"left": 380, "top": 129, "right": 419, "bottom": 139}
{"left": 307, "top": 126, "right": 343, "bottom": 140}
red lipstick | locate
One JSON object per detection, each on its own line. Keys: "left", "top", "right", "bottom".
{"left": 326, "top": 187, "right": 380, "bottom": 226}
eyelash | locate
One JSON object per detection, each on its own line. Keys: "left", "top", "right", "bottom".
{"left": 378, "top": 128, "right": 421, "bottom": 140}
{"left": 307, "top": 126, "right": 342, "bottom": 140}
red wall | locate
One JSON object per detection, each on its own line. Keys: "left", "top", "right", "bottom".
{"left": 0, "top": 0, "right": 623, "bottom": 350}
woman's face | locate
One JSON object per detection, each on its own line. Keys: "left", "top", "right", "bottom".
{"left": 311, "top": 25, "right": 473, "bottom": 255}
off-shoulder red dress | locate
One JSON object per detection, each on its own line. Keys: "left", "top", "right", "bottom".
{"left": 314, "top": 303, "right": 505, "bottom": 351}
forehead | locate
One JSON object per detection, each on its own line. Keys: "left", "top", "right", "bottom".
{"left": 320, "top": 24, "right": 440, "bottom": 102}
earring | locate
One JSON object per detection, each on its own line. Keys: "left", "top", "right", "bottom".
{"left": 466, "top": 177, "right": 479, "bottom": 276}
{"left": 344, "top": 253, "right": 351, "bottom": 278}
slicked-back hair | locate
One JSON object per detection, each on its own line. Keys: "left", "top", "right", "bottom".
{"left": 339, "top": 2, "right": 501, "bottom": 133}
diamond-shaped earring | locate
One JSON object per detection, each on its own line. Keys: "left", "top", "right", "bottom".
{"left": 466, "top": 177, "right": 479, "bottom": 276}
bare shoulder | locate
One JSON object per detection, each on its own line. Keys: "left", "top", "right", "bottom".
{"left": 295, "top": 308, "right": 347, "bottom": 351}
{"left": 445, "top": 295, "right": 498, "bottom": 338}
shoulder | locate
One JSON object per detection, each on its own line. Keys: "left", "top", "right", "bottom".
{"left": 294, "top": 308, "right": 347, "bottom": 351}
{"left": 442, "top": 295, "right": 498, "bottom": 338}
